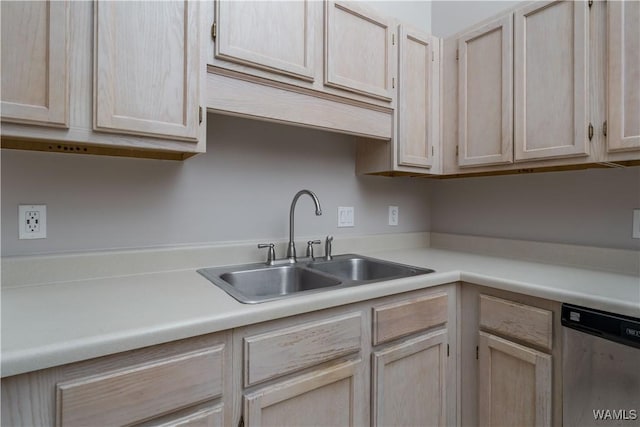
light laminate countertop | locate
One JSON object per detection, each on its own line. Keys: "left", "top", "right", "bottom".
{"left": 2, "top": 247, "right": 638, "bottom": 377}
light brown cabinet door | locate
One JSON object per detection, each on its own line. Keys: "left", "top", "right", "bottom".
{"left": 243, "top": 358, "right": 367, "bottom": 427}
{"left": 94, "top": 0, "right": 200, "bottom": 141}
{"left": 214, "top": 1, "right": 316, "bottom": 82}
{"left": 607, "top": 0, "right": 640, "bottom": 153}
{"left": 514, "top": 0, "right": 589, "bottom": 162}
{"left": 1, "top": 1, "right": 69, "bottom": 127}
{"left": 478, "top": 332, "right": 552, "bottom": 427}
{"left": 397, "top": 25, "right": 436, "bottom": 168}
{"left": 324, "top": 1, "right": 394, "bottom": 102}
{"left": 458, "top": 15, "right": 513, "bottom": 167}
{"left": 372, "top": 330, "right": 448, "bottom": 427}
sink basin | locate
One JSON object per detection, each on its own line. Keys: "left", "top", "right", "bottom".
{"left": 308, "top": 256, "right": 431, "bottom": 282}
{"left": 221, "top": 266, "right": 341, "bottom": 299}
{"left": 198, "top": 254, "right": 434, "bottom": 304}
{"left": 199, "top": 264, "right": 342, "bottom": 303}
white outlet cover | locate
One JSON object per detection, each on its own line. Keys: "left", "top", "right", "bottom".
{"left": 633, "top": 209, "right": 640, "bottom": 239}
{"left": 337, "top": 207, "right": 354, "bottom": 227}
{"left": 389, "top": 206, "right": 399, "bottom": 226}
{"left": 19, "top": 205, "right": 47, "bottom": 239}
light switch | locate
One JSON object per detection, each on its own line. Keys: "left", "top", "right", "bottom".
{"left": 338, "top": 207, "right": 354, "bottom": 227}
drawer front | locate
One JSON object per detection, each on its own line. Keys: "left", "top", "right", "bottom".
{"left": 56, "top": 346, "right": 224, "bottom": 427}
{"left": 244, "top": 312, "right": 362, "bottom": 387}
{"left": 373, "top": 293, "right": 448, "bottom": 345}
{"left": 479, "top": 294, "right": 553, "bottom": 351}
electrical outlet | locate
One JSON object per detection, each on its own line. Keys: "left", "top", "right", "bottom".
{"left": 337, "top": 207, "right": 354, "bottom": 227}
{"left": 19, "top": 205, "right": 47, "bottom": 239}
{"left": 633, "top": 209, "right": 640, "bottom": 239}
{"left": 388, "top": 206, "right": 399, "bottom": 226}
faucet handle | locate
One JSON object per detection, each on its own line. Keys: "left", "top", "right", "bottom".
{"left": 306, "top": 240, "right": 322, "bottom": 259}
{"left": 258, "top": 243, "right": 276, "bottom": 265}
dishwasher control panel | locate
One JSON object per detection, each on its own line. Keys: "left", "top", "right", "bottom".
{"left": 562, "top": 304, "right": 640, "bottom": 349}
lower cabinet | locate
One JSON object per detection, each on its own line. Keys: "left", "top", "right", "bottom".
{"left": 244, "top": 358, "right": 366, "bottom": 427}
{"left": 478, "top": 332, "right": 552, "bottom": 426}
{"left": 461, "top": 285, "right": 562, "bottom": 427}
{"left": 372, "top": 330, "right": 449, "bottom": 427}
{"left": 0, "top": 332, "right": 232, "bottom": 427}
{"left": 2, "top": 282, "right": 564, "bottom": 427}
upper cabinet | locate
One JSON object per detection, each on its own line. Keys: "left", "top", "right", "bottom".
{"left": 514, "top": 0, "right": 589, "bottom": 161}
{"left": 606, "top": 0, "right": 640, "bottom": 154}
{"left": 457, "top": 15, "right": 513, "bottom": 167}
{"left": 325, "top": 1, "right": 394, "bottom": 102}
{"left": 443, "top": 0, "right": 626, "bottom": 176}
{"left": 1, "top": 1, "right": 204, "bottom": 160}
{"left": 206, "top": 0, "right": 395, "bottom": 141}
{"left": 397, "top": 26, "right": 436, "bottom": 168}
{"left": 356, "top": 25, "right": 441, "bottom": 176}
{"left": 1, "top": 1, "right": 69, "bottom": 127}
{"left": 94, "top": 0, "right": 200, "bottom": 141}
{"left": 214, "top": 1, "right": 316, "bottom": 82}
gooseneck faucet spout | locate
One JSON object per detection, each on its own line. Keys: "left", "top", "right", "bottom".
{"left": 287, "top": 189, "right": 322, "bottom": 261}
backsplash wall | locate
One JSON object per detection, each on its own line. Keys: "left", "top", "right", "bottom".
{"left": 430, "top": 167, "right": 640, "bottom": 251}
{"left": 1, "top": 114, "right": 432, "bottom": 256}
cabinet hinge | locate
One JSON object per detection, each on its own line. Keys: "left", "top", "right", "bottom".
{"left": 211, "top": 21, "right": 217, "bottom": 41}
{"left": 238, "top": 416, "right": 244, "bottom": 427}
{"left": 588, "top": 0, "right": 593, "bottom": 8}
{"left": 432, "top": 50, "right": 435, "bottom": 62}
{"left": 588, "top": 122, "right": 594, "bottom": 141}
{"left": 199, "top": 106, "right": 203, "bottom": 124}
{"left": 455, "top": 145, "right": 459, "bottom": 156}
{"left": 392, "top": 77, "right": 395, "bottom": 89}
{"left": 447, "top": 344, "right": 450, "bottom": 357}
{"left": 456, "top": 49, "right": 459, "bottom": 61}
{"left": 432, "top": 146, "right": 435, "bottom": 156}
{"left": 392, "top": 33, "right": 395, "bottom": 45}
{"left": 476, "top": 345, "right": 479, "bottom": 360}
{"left": 603, "top": 120, "right": 607, "bottom": 137}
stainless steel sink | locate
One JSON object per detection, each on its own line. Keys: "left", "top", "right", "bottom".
{"left": 307, "top": 256, "right": 430, "bottom": 282}
{"left": 199, "top": 264, "right": 342, "bottom": 304}
{"left": 198, "top": 254, "right": 434, "bottom": 304}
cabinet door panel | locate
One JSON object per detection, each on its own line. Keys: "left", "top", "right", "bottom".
{"left": 479, "top": 332, "right": 552, "bottom": 427}
{"left": 325, "top": 1, "right": 393, "bottom": 101}
{"left": 458, "top": 15, "right": 513, "bottom": 167}
{"left": 244, "top": 359, "right": 367, "bottom": 427}
{"left": 1, "top": 1, "right": 69, "bottom": 127}
{"left": 607, "top": 0, "right": 640, "bottom": 152}
{"left": 215, "top": 1, "right": 315, "bottom": 81}
{"left": 398, "top": 26, "right": 434, "bottom": 168}
{"left": 94, "top": 0, "right": 199, "bottom": 141}
{"left": 372, "top": 330, "right": 448, "bottom": 427}
{"left": 514, "top": 0, "right": 589, "bottom": 161}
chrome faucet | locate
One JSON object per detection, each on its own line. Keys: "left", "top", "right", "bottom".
{"left": 287, "top": 189, "right": 322, "bottom": 261}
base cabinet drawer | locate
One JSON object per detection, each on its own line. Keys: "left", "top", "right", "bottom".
{"left": 243, "top": 312, "right": 363, "bottom": 387}
{"left": 480, "top": 294, "right": 553, "bottom": 350}
{"left": 373, "top": 292, "right": 448, "bottom": 345}
{"left": 56, "top": 346, "right": 224, "bottom": 427}
{"left": 1, "top": 333, "right": 231, "bottom": 427}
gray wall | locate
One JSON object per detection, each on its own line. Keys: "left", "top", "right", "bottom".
{"left": 430, "top": 168, "right": 640, "bottom": 250}
{"left": 366, "top": 1, "right": 431, "bottom": 32}
{"left": 1, "top": 114, "right": 431, "bottom": 256}
{"left": 431, "top": 1, "right": 520, "bottom": 37}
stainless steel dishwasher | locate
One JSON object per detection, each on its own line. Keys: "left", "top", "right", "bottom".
{"left": 562, "top": 304, "right": 640, "bottom": 426}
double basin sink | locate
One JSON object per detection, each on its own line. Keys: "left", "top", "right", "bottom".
{"left": 198, "top": 254, "right": 434, "bottom": 303}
